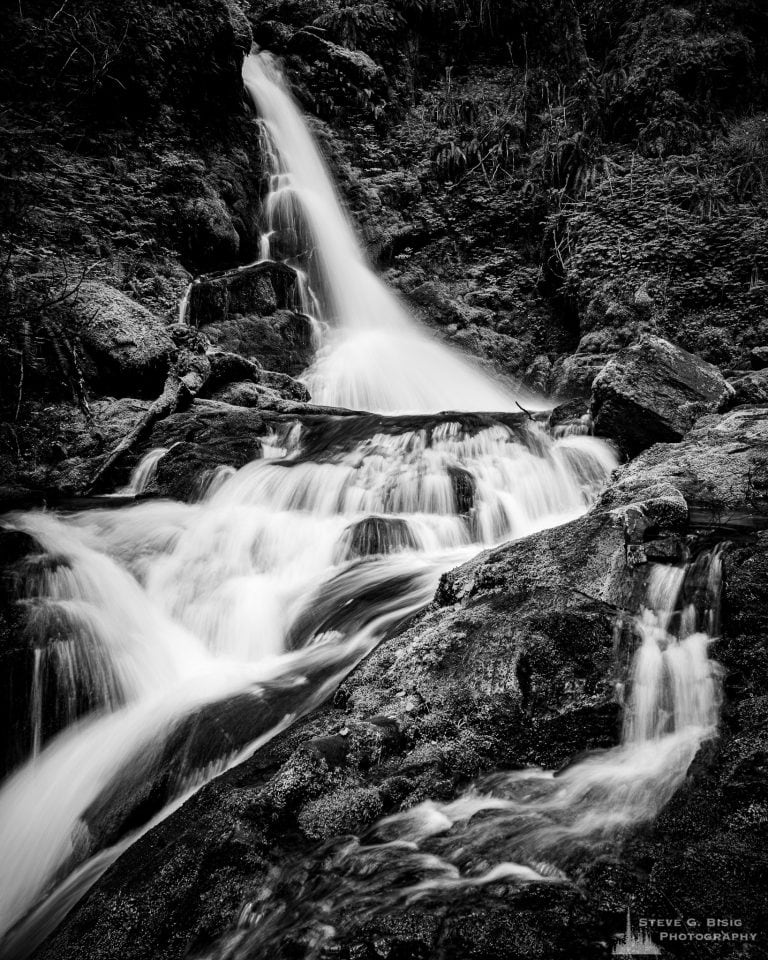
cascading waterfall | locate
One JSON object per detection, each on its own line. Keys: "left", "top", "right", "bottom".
{"left": 117, "top": 446, "right": 169, "bottom": 495}
{"left": 0, "top": 47, "right": 619, "bottom": 959}
{"left": 0, "top": 418, "right": 615, "bottom": 956}
{"left": 242, "top": 52, "right": 539, "bottom": 415}
{"left": 202, "top": 549, "right": 724, "bottom": 959}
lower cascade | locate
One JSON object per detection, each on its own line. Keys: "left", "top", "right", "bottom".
{"left": 194, "top": 550, "right": 725, "bottom": 959}
{"left": 0, "top": 419, "right": 615, "bottom": 954}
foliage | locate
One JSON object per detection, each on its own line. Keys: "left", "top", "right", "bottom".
{"left": 425, "top": 69, "right": 526, "bottom": 182}
{"left": 0, "top": 0, "right": 249, "bottom": 129}
{"left": 0, "top": 257, "right": 94, "bottom": 417}
{"left": 554, "top": 154, "right": 768, "bottom": 363}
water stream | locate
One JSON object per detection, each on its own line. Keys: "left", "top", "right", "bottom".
{"left": 242, "top": 52, "right": 540, "bottom": 414}
{"left": 0, "top": 45, "right": 731, "bottom": 959}
{"left": 198, "top": 550, "right": 724, "bottom": 960}
{"left": 3, "top": 48, "right": 715, "bottom": 959}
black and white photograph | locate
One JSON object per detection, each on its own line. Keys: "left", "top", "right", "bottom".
{"left": 0, "top": 1, "right": 766, "bottom": 958}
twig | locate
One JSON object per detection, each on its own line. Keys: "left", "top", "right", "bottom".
{"left": 571, "top": 587, "right": 625, "bottom": 615}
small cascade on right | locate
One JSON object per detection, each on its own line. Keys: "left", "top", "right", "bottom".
{"left": 209, "top": 548, "right": 725, "bottom": 958}
{"left": 374, "top": 547, "right": 724, "bottom": 869}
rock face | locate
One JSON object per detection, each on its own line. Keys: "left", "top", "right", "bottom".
{"left": 35, "top": 408, "right": 768, "bottom": 960}
{"left": 591, "top": 335, "right": 734, "bottom": 457}
{"left": 63, "top": 282, "right": 174, "bottom": 398}
{"left": 186, "top": 264, "right": 315, "bottom": 376}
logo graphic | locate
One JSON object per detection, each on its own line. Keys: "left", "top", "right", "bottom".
{"left": 613, "top": 908, "right": 661, "bottom": 956}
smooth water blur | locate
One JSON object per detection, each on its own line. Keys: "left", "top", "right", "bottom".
{"left": 242, "top": 52, "right": 540, "bottom": 414}
{"left": 0, "top": 49, "right": 621, "bottom": 954}
{"left": 201, "top": 551, "right": 724, "bottom": 960}
{"left": 0, "top": 417, "right": 615, "bottom": 949}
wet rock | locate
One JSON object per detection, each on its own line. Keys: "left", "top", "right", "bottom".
{"left": 547, "top": 398, "right": 591, "bottom": 436}
{"left": 297, "top": 785, "right": 383, "bottom": 841}
{"left": 550, "top": 352, "right": 611, "bottom": 399}
{"left": 602, "top": 406, "right": 768, "bottom": 518}
{"left": 447, "top": 465, "right": 475, "bottom": 515}
{"left": 335, "top": 517, "right": 417, "bottom": 561}
{"left": 203, "top": 310, "right": 315, "bottom": 376}
{"left": 187, "top": 263, "right": 297, "bottom": 327}
{"left": 65, "top": 282, "right": 174, "bottom": 398}
{"left": 260, "top": 370, "right": 310, "bottom": 402}
{"left": 202, "top": 350, "right": 310, "bottom": 405}
{"left": 591, "top": 335, "right": 734, "bottom": 456}
{"left": 146, "top": 402, "right": 269, "bottom": 500}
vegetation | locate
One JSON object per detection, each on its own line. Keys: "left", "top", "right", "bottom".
{"left": 272, "top": 0, "right": 768, "bottom": 367}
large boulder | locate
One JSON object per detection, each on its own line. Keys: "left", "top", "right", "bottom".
{"left": 591, "top": 335, "right": 734, "bottom": 456}
{"left": 550, "top": 351, "right": 612, "bottom": 399}
{"left": 145, "top": 402, "right": 270, "bottom": 501}
{"left": 66, "top": 282, "right": 174, "bottom": 398}
{"left": 203, "top": 310, "right": 315, "bottom": 377}
{"left": 186, "top": 264, "right": 314, "bottom": 376}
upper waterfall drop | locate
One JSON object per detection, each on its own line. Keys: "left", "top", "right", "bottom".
{"left": 242, "top": 52, "right": 538, "bottom": 415}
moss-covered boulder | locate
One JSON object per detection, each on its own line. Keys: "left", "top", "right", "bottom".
{"left": 591, "top": 335, "right": 734, "bottom": 456}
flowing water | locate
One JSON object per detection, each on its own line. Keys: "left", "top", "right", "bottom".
{"left": 242, "top": 52, "right": 539, "bottom": 414}
{"left": 2, "top": 47, "right": 716, "bottom": 960}
{"left": 198, "top": 550, "right": 724, "bottom": 960}
{"left": 0, "top": 56, "right": 615, "bottom": 957}
{"left": 0, "top": 417, "right": 615, "bottom": 954}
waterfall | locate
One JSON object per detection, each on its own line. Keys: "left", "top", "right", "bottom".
{"left": 0, "top": 420, "right": 615, "bottom": 953}
{"left": 118, "top": 447, "right": 170, "bottom": 496}
{"left": 201, "top": 550, "right": 724, "bottom": 958}
{"left": 242, "top": 52, "right": 538, "bottom": 415}
{"left": 0, "top": 49, "right": 619, "bottom": 958}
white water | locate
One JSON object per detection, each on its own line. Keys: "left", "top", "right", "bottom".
{"left": 376, "top": 552, "right": 722, "bottom": 870}
{"left": 0, "top": 52, "right": 620, "bottom": 955}
{"left": 0, "top": 420, "right": 614, "bottom": 950}
{"left": 212, "top": 551, "right": 724, "bottom": 958}
{"left": 243, "top": 52, "right": 538, "bottom": 415}
{"left": 117, "top": 447, "right": 169, "bottom": 495}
